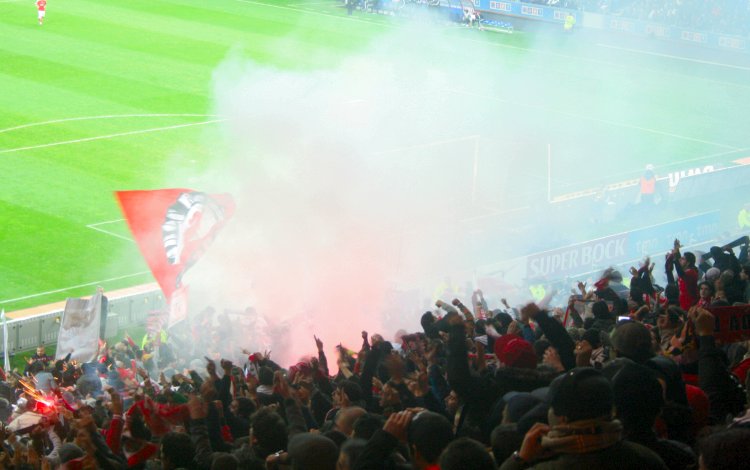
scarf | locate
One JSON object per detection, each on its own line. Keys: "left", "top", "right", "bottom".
{"left": 542, "top": 418, "right": 623, "bottom": 454}
{"left": 123, "top": 440, "right": 159, "bottom": 467}
{"left": 127, "top": 396, "right": 189, "bottom": 436}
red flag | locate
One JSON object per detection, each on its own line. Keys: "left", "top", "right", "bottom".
{"left": 116, "top": 189, "right": 234, "bottom": 301}
{"left": 127, "top": 397, "right": 189, "bottom": 436}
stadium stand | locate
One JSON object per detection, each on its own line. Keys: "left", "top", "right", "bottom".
{"left": 1, "top": 232, "right": 749, "bottom": 468}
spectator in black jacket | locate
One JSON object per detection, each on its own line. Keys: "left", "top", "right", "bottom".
{"left": 693, "top": 307, "right": 747, "bottom": 423}
{"left": 609, "top": 362, "right": 697, "bottom": 470}
{"left": 500, "top": 368, "right": 667, "bottom": 470}
{"left": 698, "top": 428, "right": 750, "bottom": 470}
{"left": 354, "top": 410, "right": 453, "bottom": 470}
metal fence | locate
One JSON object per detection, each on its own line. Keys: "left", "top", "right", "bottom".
{"left": 2, "top": 290, "right": 165, "bottom": 357}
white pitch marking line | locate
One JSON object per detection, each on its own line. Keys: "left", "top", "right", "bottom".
{"left": 596, "top": 43, "right": 750, "bottom": 72}
{"left": 85, "top": 222, "right": 134, "bottom": 243}
{"left": 373, "top": 135, "right": 480, "bottom": 155}
{"left": 457, "top": 36, "right": 750, "bottom": 91}
{"left": 655, "top": 147, "right": 750, "bottom": 167}
{"left": 0, "top": 271, "right": 152, "bottom": 304}
{"left": 85, "top": 219, "right": 132, "bottom": 242}
{"left": 0, "top": 114, "right": 222, "bottom": 134}
{"left": 0, "top": 119, "right": 227, "bottom": 154}
{"left": 86, "top": 218, "right": 125, "bottom": 227}
{"left": 446, "top": 88, "right": 741, "bottom": 150}
{"left": 286, "top": 1, "right": 336, "bottom": 5}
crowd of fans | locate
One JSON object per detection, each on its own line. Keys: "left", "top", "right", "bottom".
{"left": 606, "top": 0, "right": 750, "bottom": 36}
{"left": 525, "top": 0, "right": 750, "bottom": 36}
{"left": 1, "top": 236, "right": 750, "bottom": 469}
{"left": 347, "top": 0, "right": 750, "bottom": 36}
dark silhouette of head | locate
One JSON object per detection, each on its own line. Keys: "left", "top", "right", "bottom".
{"left": 439, "top": 437, "right": 496, "bottom": 470}
{"left": 407, "top": 411, "right": 454, "bottom": 466}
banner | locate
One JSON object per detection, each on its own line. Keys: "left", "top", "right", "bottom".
{"left": 525, "top": 211, "right": 720, "bottom": 281}
{"left": 55, "top": 292, "right": 102, "bottom": 362}
{"left": 708, "top": 305, "right": 750, "bottom": 344}
{"left": 479, "top": 0, "right": 572, "bottom": 23}
{"left": 146, "top": 310, "right": 167, "bottom": 335}
{"left": 527, "top": 233, "right": 628, "bottom": 280}
{"left": 115, "top": 189, "right": 234, "bottom": 303}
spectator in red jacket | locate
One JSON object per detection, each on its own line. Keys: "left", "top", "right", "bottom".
{"left": 665, "top": 239, "right": 698, "bottom": 310}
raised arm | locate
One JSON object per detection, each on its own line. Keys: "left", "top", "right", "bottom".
{"left": 314, "top": 335, "right": 329, "bottom": 377}
{"left": 445, "top": 315, "right": 486, "bottom": 404}
{"left": 523, "top": 303, "right": 575, "bottom": 371}
{"left": 353, "top": 411, "right": 413, "bottom": 470}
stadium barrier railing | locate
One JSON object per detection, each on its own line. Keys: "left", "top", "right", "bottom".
{"left": 1, "top": 289, "right": 165, "bottom": 359}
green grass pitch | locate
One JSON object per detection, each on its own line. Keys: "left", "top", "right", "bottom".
{"left": 1, "top": 0, "right": 749, "bottom": 311}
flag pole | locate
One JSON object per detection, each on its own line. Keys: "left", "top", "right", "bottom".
{"left": 1, "top": 309, "right": 9, "bottom": 373}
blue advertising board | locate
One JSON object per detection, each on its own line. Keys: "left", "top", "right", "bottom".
{"left": 479, "top": 0, "right": 576, "bottom": 24}
{"left": 525, "top": 211, "right": 721, "bottom": 280}
{"left": 605, "top": 17, "right": 747, "bottom": 52}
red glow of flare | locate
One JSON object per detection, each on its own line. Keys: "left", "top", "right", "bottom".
{"left": 19, "top": 377, "right": 55, "bottom": 411}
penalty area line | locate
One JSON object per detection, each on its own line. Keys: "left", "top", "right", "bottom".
{"left": 0, "top": 114, "right": 222, "bottom": 134}
{"left": 0, "top": 271, "right": 152, "bottom": 304}
{"left": 285, "top": 1, "right": 335, "bottom": 5}
{"left": 596, "top": 44, "right": 750, "bottom": 72}
{"left": 86, "top": 219, "right": 134, "bottom": 243}
{"left": 86, "top": 218, "right": 125, "bottom": 227}
{"left": 0, "top": 119, "right": 227, "bottom": 155}
{"left": 446, "top": 88, "right": 740, "bottom": 151}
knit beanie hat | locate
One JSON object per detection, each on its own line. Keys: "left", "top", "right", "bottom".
{"left": 59, "top": 443, "right": 84, "bottom": 463}
{"left": 611, "top": 321, "right": 654, "bottom": 363}
{"left": 493, "top": 333, "right": 518, "bottom": 356}
{"left": 494, "top": 335, "right": 536, "bottom": 369}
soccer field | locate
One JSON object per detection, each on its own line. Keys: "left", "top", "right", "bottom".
{"left": 1, "top": 0, "right": 749, "bottom": 312}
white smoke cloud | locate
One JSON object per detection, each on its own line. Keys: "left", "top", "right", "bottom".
{"left": 178, "top": 22, "right": 640, "bottom": 367}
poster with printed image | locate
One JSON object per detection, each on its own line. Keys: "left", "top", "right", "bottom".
{"left": 55, "top": 292, "right": 102, "bottom": 362}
